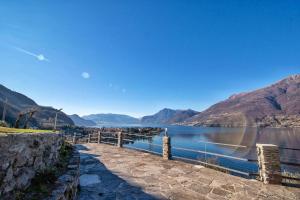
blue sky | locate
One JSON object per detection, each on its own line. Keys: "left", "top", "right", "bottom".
{"left": 0, "top": 0, "right": 299, "bottom": 117}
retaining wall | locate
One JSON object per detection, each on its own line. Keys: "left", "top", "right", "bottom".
{"left": 0, "top": 132, "right": 63, "bottom": 198}
{"left": 46, "top": 148, "right": 80, "bottom": 200}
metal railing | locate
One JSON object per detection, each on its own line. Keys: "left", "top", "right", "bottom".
{"left": 170, "top": 142, "right": 257, "bottom": 177}
{"left": 123, "top": 132, "right": 163, "bottom": 156}
{"left": 68, "top": 131, "right": 255, "bottom": 176}
{"left": 65, "top": 130, "right": 300, "bottom": 185}
{"left": 171, "top": 155, "right": 251, "bottom": 176}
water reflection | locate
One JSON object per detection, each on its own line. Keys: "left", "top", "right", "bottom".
{"left": 204, "top": 127, "right": 300, "bottom": 161}
{"left": 204, "top": 127, "right": 300, "bottom": 148}
{"left": 123, "top": 125, "right": 300, "bottom": 174}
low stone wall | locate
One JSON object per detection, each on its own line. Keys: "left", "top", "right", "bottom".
{"left": 0, "top": 132, "right": 63, "bottom": 198}
{"left": 46, "top": 149, "right": 80, "bottom": 200}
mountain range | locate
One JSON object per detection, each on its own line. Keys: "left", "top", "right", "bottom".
{"left": 0, "top": 83, "right": 197, "bottom": 128}
{"left": 69, "top": 114, "right": 97, "bottom": 127}
{"left": 184, "top": 74, "right": 300, "bottom": 127}
{"left": 141, "top": 108, "right": 199, "bottom": 124}
{"left": 82, "top": 113, "right": 140, "bottom": 125}
{"left": 0, "top": 84, "right": 74, "bottom": 128}
{"left": 1, "top": 74, "right": 299, "bottom": 128}
{"left": 69, "top": 109, "right": 198, "bottom": 126}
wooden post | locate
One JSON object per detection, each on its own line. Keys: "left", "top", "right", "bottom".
{"left": 117, "top": 132, "right": 123, "bottom": 148}
{"left": 88, "top": 134, "right": 91, "bottom": 143}
{"left": 163, "top": 136, "right": 171, "bottom": 160}
{"left": 2, "top": 98, "right": 8, "bottom": 122}
{"left": 256, "top": 144, "right": 282, "bottom": 184}
{"left": 97, "top": 131, "right": 101, "bottom": 144}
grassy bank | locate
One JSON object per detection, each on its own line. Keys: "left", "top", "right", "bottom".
{"left": 0, "top": 127, "right": 54, "bottom": 133}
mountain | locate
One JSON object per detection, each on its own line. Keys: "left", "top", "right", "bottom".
{"left": 185, "top": 74, "right": 300, "bottom": 127}
{"left": 141, "top": 108, "right": 199, "bottom": 124}
{"left": 69, "top": 114, "right": 96, "bottom": 127}
{"left": 0, "top": 84, "right": 74, "bottom": 128}
{"left": 82, "top": 113, "right": 140, "bottom": 125}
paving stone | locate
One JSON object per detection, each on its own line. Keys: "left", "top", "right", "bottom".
{"left": 76, "top": 143, "right": 300, "bottom": 200}
{"left": 211, "top": 187, "right": 231, "bottom": 196}
{"left": 188, "top": 183, "right": 212, "bottom": 194}
{"left": 79, "top": 174, "right": 101, "bottom": 186}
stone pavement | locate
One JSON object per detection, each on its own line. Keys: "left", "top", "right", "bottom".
{"left": 76, "top": 143, "right": 300, "bottom": 200}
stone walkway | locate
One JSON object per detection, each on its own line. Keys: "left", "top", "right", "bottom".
{"left": 76, "top": 143, "right": 300, "bottom": 200}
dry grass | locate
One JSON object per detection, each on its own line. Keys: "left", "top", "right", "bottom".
{"left": 0, "top": 127, "right": 54, "bottom": 134}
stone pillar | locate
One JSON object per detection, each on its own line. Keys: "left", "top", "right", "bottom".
{"left": 72, "top": 133, "right": 77, "bottom": 144}
{"left": 88, "top": 134, "right": 91, "bottom": 143}
{"left": 163, "top": 136, "right": 171, "bottom": 160}
{"left": 117, "top": 132, "right": 123, "bottom": 148}
{"left": 97, "top": 131, "right": 101, "bottom": 144}
{"left": 256, "top": 144, "right": 282, "bottom": 184}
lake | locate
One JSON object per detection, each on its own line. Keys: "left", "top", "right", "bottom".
{"left": 118, "top": 125, "right": 300, "bottom": 175}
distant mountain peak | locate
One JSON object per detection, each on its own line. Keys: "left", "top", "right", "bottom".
{"left": 69, "top": 114, "right": 96, "bottom": 127}
{"left": 279, "top": 74, "right": 300, "bottom": 84}
{"left": 141, "top": 108, "right": 199, "bottom": 124}
{"left": 82, "top": 113, "right": 140, "bottom": 125}
{"left": 185, "top": 74, "right": 300, "bottom": 127}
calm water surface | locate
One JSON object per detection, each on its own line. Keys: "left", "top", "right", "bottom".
{"left": 119, "top": 125, "right": 300, "bottom": 174}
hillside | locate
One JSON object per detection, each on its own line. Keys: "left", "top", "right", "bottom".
{"left": 82, "top": 113, "right": 140, "bottom": 125}
{"left": 185, "top": 74, "right": 300, "bottom": 127}
{"left": 0, "top": 84, "right": 74, "bottom": 128}
{"left": 141, "top": 108, "right": 199, "bottom": 124}
{"left": 69, "top": 114, "right": 97, "bottom": 127}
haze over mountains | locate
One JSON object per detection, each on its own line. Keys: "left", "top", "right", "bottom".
{"left": 68, "top": 109, "right": 198, "bottom": 127}
{"left": 82, "top": 113, "right": 140, "bottom": 125}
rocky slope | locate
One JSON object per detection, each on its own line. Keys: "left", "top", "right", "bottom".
{"left": 69, "top": 114, "right": 96, "bottom": 127}
{"left": 141, "top": 108, "right": 199, "bottom": 124}
{"left": 185, "top": 74, "right": 300, "bottom": 127}
{"left": 0, "top": 84, "right": 74, "bottom": 128}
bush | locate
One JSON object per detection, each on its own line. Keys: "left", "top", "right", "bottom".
{"left": 0, "top": 120, "right": 8, "bottom": 127}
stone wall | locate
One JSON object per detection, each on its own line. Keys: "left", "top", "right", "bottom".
{"left": 0, "top": 132, "right": 63, "bottom": 198}
{"left": 46, "top": 149, "right": 80, "bottom": 200}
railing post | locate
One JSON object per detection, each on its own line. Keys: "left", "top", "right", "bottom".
{"left": 72, "top": 133, "right": 77, "bottom": 144}
{"left": 88, "top": 134, "right": 91, "bottom": 143}
{"left": 256, "top": 144, "right": 282, "bottom": 184}
{"left": 163, "top": 134, "right": 171, "bottom": 160}
{"left": 117, "top": 132, "right": 123, "bottom": 148}
{"left": 204, "top": 143, "right": 207, "bottom": 166}
{"left": 97, "top": 131, "right": 101, "bottom": 144}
